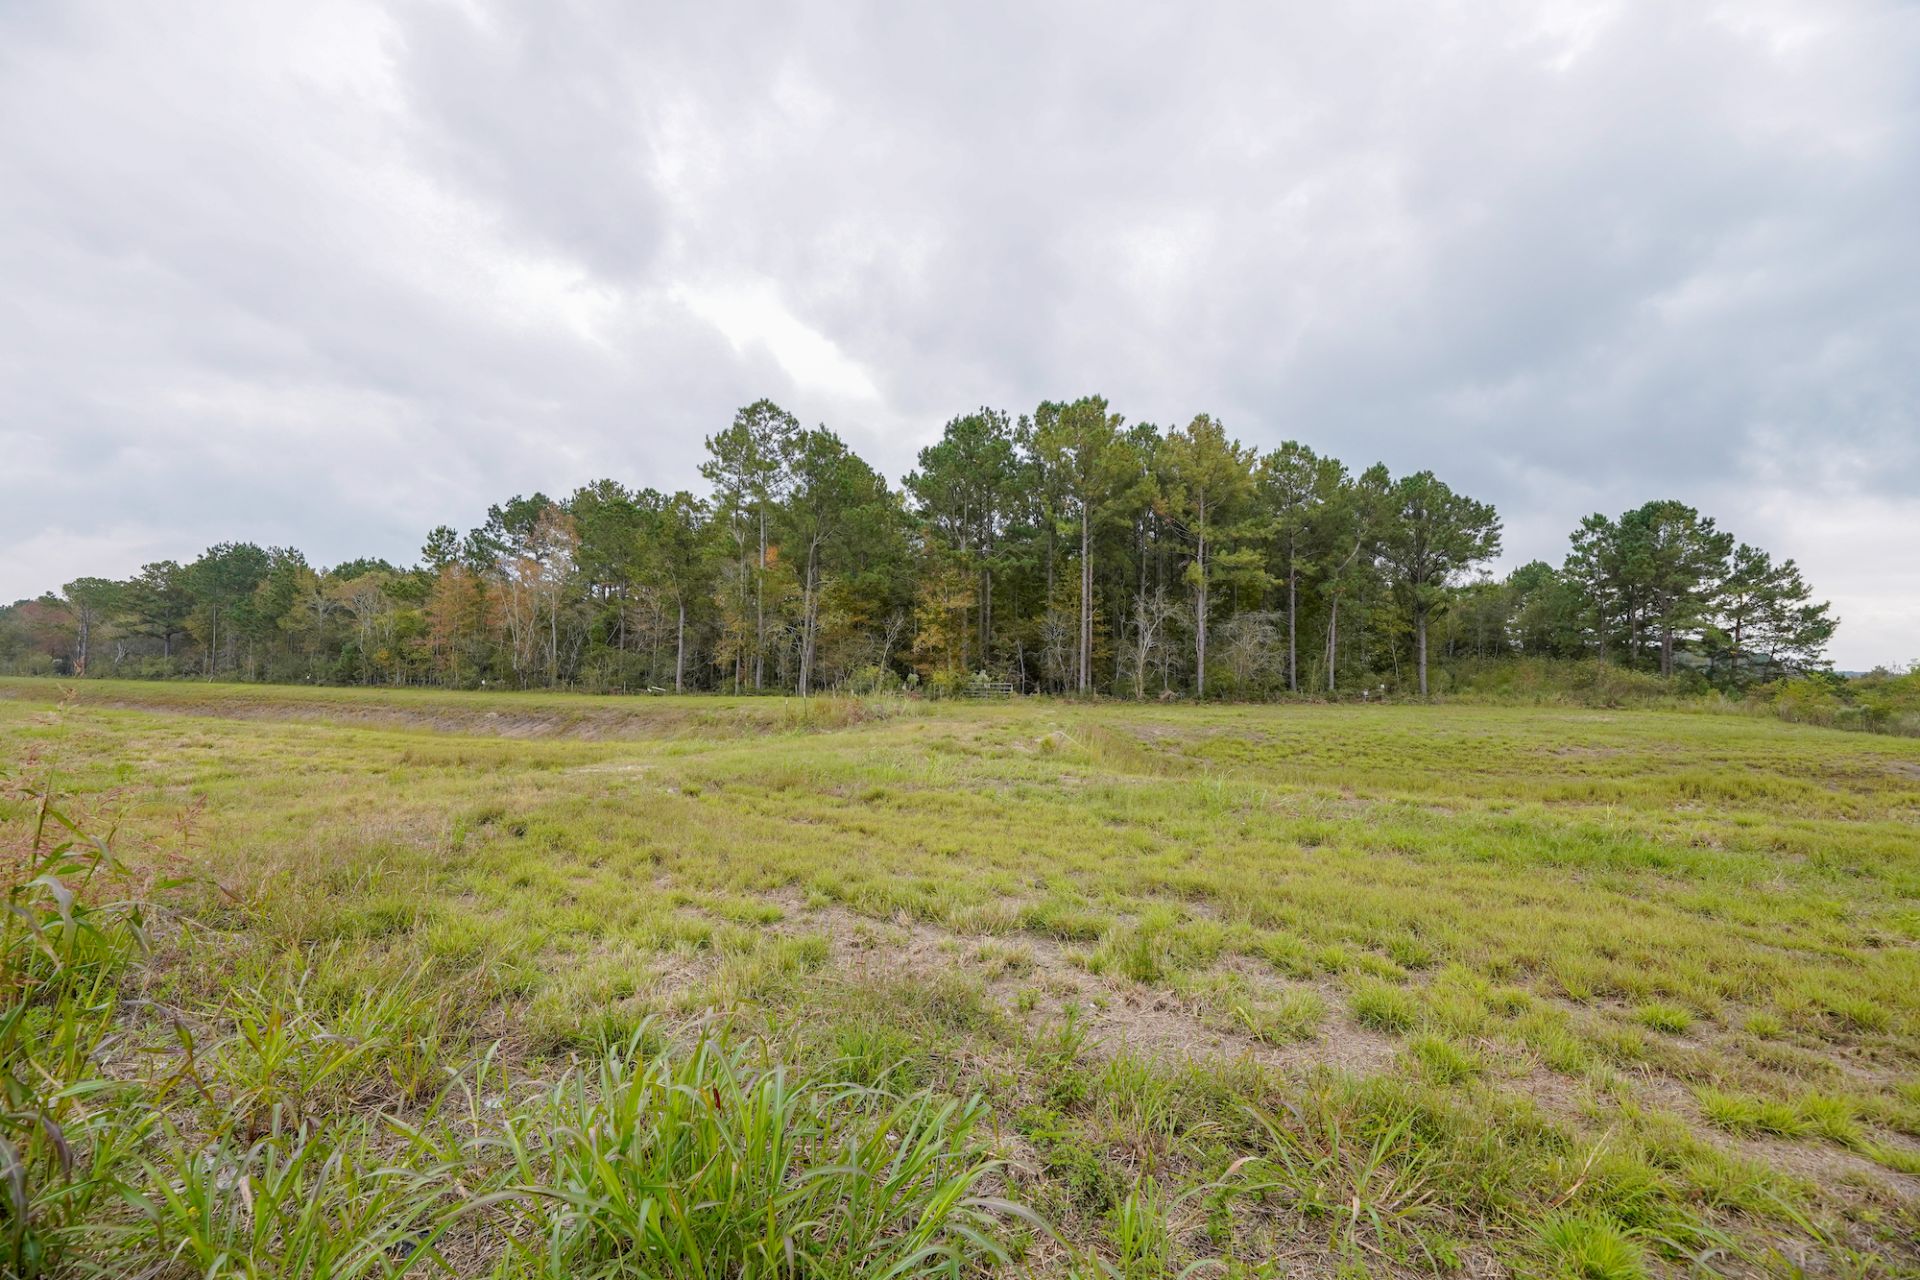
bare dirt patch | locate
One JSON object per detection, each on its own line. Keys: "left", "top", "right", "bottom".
{"left": 1540, "top": 744, "right": 1625, "bottom": 760}
{"left": 760, "top": 895, "right": 1401, "bottom": 1080}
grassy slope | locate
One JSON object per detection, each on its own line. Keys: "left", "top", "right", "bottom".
{"left": 4, "top": 677, "right": 1918, "bottom": 1275}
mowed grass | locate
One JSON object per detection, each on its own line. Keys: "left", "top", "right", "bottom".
{"left": 3, "top": 676, "right": 1918, "bottom": 1275}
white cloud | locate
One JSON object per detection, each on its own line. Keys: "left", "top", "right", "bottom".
{"left": 674, "top": 279, "right": 882, "bottom": 405}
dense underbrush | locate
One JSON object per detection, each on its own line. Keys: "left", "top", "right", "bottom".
{"left": 1432, "top": 658, "right": 1920, "bottom": 736}
{"left": 1749, "top": 665, "right": 1920, "bottom": 737}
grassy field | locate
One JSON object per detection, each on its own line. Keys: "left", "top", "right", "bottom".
{"left": 2, "top": 676, "right": 1918, "bottom": 1277}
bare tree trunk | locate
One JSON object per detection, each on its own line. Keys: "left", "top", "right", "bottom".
{"left": 735, "top": 525, "right": 750, "bottom": 692}
{"left": 1078, "top": 511, "right": 1092, "bottom": 693}
{"left": 675, "top": 598, "right": 686, "bottom": 692}
{"left": 1417, "top": 610, "right": 1429, "bottom": 696}
{"left": 1135, "top": 612, "right": 1150, "bottom": 700}
{"left": 649, "top": 602, "right": 662, "bottom": 686}
{"left": 1194, "top": 529, "right": 1208, "bottom": 698}
{"left": 979, "top": 563, "right": 992, "bottom": 668}
{"left": 754, "top": 510, "right": 766, "bottom": 690}
{"left": 1287, "top": 554, "right": 1298, "bottom": 694}
{"left": 799, "top": 590, "right": 814, "bottom": 694}
{"left": 1326, "top": 597, "right": 1339, "bottom": 692}
{"left": 1045, "top": 524, "right": 1055, "bottom": 600}
{"left": 798, "top": 543, "right": 821, "bottom": 696}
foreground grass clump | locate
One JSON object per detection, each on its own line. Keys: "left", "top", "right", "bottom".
{"left": 1351, "top": 979, "right": 1420, "bottom": 1033}
{"left": 2, "top": 678, "right": 1918, "bottom": 1274}
{"left": 497, "top": 1028, "right": 1020, "bottom": 1275}
{"left": 1532, "top": 1212, "right": 1649, "bottom": 1280}
{"left": 0, "top": 769, "right": 150, "bottom": 1276}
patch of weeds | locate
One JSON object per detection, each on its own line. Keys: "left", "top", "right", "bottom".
{"left": 829, "top": 1020, "right": 925, "bottom": 1089}
{"left": 1532, "top": 1212, "right": 1649, "bottom": 1280}
{"left": 1821, "top": 995, "right": 1890, "bottom": 1034}
{"left": 911, "top": 969, "right": 996, "bottom": 1032}
{"left": 1385, "top": 932, "right": 1438, "bottom": 971}
{"left": 1350, "top": 979, "right": 1419, "bottom": 1034}
{"left": 0, "top": 774, "right": 152, "bottom": 1276}
{"left": 1550, "top": 955, "right": 1608, "bottom": 1004}
{"left": 1352, "top": 952, "right": 1411, "bottom": 982}
{"left": 1862, "top": 1142, "right": 1920, "bottom": 1176}
{"left": 123, "top": 1110, "right": 462, "bottom": 1277}
{"left": 504, "top": 1024, "right": 1021, "bottom": 1273}
{"left": 1235, "top": 988, "right": 1326, "bottom": 1044}
{"left": 1793, "top": 1093, "right": 1864, "bottom": 1146}
{"left": 697, "top": 893, "right": 785, "bottom": 925}
{"left": 421, "top": 911, "right": 490, "bottom": 964}
{"left": 1314, "top": 944, "right": 1352, "bottom": 974}
{"left": 1633, "top": 1003, "right": 1693, "bottom": 1035}
{"left": 1089, "top": 923, "right": 1176, "bottom": 986}
{"left": 1408, "top": 1033, "right": 1481, "bottom": 1084}
{"left": 315, "top": 893, "right": 422, "bottom": 940}
{"left": 948, "top": 898, "right": 1023, "bottom": 935}
{"left": 701, "top": 933, "right": 830, "bottom": 1006}
{"left": 1695, "top": 1088, "right": 1819, "bottom": 1140}
{"left": 1517, "top": 1010, "right": 1593, "bottom": 1074}
{"left": 1110, "top": 1176, "right": 1172, "bottom": 1279}
{"left": 1742, "top": 1039, "right": 1837, "bottom": 1081}
{"left": 1016, "top": 1105, "right": 1122, "bottom": 1213}
{"left": 1425, "top": 968, "right": 1494, "bottom": 1037}
{"left": 1022, "top": 897, "right": 1109, "bottom": 942}
{"left": 1584, "top": 1021, "right": 1650, "bottom": 1066}
{"left": 1257, "top": 931, "right": 1316, "bottom": 978}
{"left": 972, "top": 940, "right": 1035, "bottom": 980}
{"left": 1025, "top": 1009, "right": 1094, "bottom": 1109}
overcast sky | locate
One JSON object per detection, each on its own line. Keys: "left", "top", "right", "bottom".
{"left": 2, "top": 1, "right": 1915, "bottom": 668}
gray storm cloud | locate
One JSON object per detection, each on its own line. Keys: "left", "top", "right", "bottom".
{"left": 2, "top": 0, "right": 1915, "bottom": 667}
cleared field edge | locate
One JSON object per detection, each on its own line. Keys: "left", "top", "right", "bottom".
{"left": 0, "top": 676, "right": 917, "bottom": 740}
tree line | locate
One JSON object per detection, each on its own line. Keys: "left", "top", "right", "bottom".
{"left": 1, "top": 397, "right": 1837, "bottom": 697}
